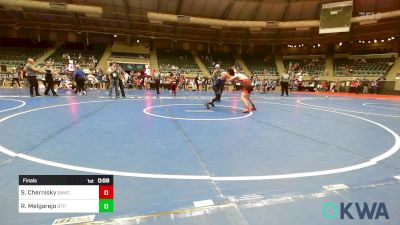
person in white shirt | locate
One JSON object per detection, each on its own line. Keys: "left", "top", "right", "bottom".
{"left": 228, "top": 72, "right": 256, "bottom": 113}
{"left": 10, "top": 67, "right": 21, "bottom": 88}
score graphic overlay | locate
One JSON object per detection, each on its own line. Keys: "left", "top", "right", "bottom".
{"left": 19, "top": 175, "right": 114, "bottom": 213}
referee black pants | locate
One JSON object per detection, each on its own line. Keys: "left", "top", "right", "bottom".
{"left": 281, "top": 82, "right": 289, "bottom": 96}
{"left": 155, "top": 80, "right": 160, "bottom": 94}
{"left": 75, "top": 78, "right": 85, "bottom": 93}
{"left": 27, "top": 76, "right": 40, "bottom": 96}
{"left": 119, "top": 79, "right": 125, "bottom": 97}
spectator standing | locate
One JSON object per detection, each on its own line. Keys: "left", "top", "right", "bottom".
{"left": 107, "top": 62, "right": 122, "bottom": 98}
{"left": 362, "top": 77, "right": 369, "bottom": 94}
{"left": 203, "top": 76, "right": 209, "bottom": 92}
{"left": 10, "top": 67, "right": 21, "bottom": 88}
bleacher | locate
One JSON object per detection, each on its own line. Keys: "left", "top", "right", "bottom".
{"left": 283, "top": 57, "right": 325, "bottom": 76}
{"left": 0, "top": 38, "right": 50, "bottom": 69}
{"left": 157, "top": 49, "right": 201, "bottom": 74}
{"left": 242, "top": 55, "right": 279, "bottom": 76}
{"left": 45, "top": 42, "right": 106, "bottom": 69}
{"left": 199, "top": 53, "right": 236, "bottom": 74}
{"left": 334, "top": 57, "right": 395, "bottom": 77}
{"left": 110, "top": 52, "right": 149, "bottom": 60}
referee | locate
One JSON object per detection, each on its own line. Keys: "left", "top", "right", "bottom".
{"left": 154, "top": 70, "right": 161, "bottom": 94}
{"left": 24, "top": 58, "right": 41, "bottom": 97}
{"left": 280, "top": 70, "right": 290, "bottom": 97}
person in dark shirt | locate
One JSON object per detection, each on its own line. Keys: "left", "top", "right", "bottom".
{"left": 280, "top": 71, "right": 290, "bottom": 97}
{"left": 43, "top": 61, "right": 58, "bottom": 96}
{"left": 107, "top": 62, "right": 123, "bottom": 98}
{"left": 362, "top": 77, "right": 369, "bottom": 94}
{"left": 170, "top": 73, "right": 178, "bottom": 96}
{"left": 203, "top": 76, "right": 209, "bottom": 92}
{"left": 194, "top": 75, "right": 199, "bottom": 91}
{"left": 117, "top": 64, "right": 126, "bottom": 98}
{"left": 153, "top": 70, "right": 161, "bottom": 94}
{"left": 73, "top": 65, "right": 86, "bottom": 95}
{"left": 205, "top": 67, "right": 234, "bottom": 109}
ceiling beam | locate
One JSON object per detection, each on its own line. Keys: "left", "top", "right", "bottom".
{"left": 72, "top": 13, "right": 82, "bottom": 31}
{"left": 245, "top": 0, "right": 263, "bottom": 44}
{"left": 176, "top": 0, "right": 183, "bottom": 14}
{"left": 221, "top": 0, "right": 235, "bottom": 19}
{"left": 1, "top": 20, "right": 397, "bottom": 45}
{"left": 157, "top": 0, "right": 161, "bottom": 11}
{"left": 15, "top": 11, "right": 36, "bottom": 42}
{"left": 123, "top": 0, "right": 132, "bottom": 35}
{"left": 172, "top": 0, "right": 184, "bottom": 43}
{"left": 276, "top": 0, "right": 290, "bottom": 40}
{"left": 213, "top": 0, "right": 238, "bottom": 46}
{"left": 250, "top": 0, "right": 262, "bottom": 21}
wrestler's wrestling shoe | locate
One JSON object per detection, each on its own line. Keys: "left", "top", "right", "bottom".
{"left": 251, "top": 106, "right": 257, "bottom": 111}
{"left": 242, "top": 106, "right": 251, "bottom": 113}
{"left": 205, "top": 103, "right": 210, "bottom": 109}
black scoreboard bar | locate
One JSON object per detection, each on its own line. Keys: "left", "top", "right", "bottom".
{"left": 19, "top": 175, "right": 113, "bottom": 185}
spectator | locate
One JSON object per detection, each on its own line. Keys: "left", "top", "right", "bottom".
{"left": 10, "top": 67, "right": 21, "bottom": 88}
{"left": 362, "top": 77, "right": 369, "bottom": 94}
{"left": 107, "top": 62, "right": 123, "bottom": 98}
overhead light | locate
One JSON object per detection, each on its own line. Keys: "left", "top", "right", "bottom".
{"left": 317, "top": 44, "right": 320, "bottom": 47}
{"left": 388, "top": 38, "right": 391, "bottom": 41}
{"left": 392, "top": 37, "right": 395, "bottom": 40}
{"left": 114, "top": 34, "right": 117, "bottom": 37}
{"left": 381, "top": 40, "right": 384, "bottom": 42}
{"left": 374, "top": 39, "right": 377, "bottom": 43}
{"left": 339, "top": 42, "right": 343, "bottom": 46}
{"left": 362, "top": 41, "right": 365, "bottom": 43}
{"left": 358, "top": 40, "right": 361, "bottom": 43}
{"left": 368, "top": 41, "right": 371, "bottom": 43}
{"left": 137, "top": 39, "right": 140, "bottom": 43}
